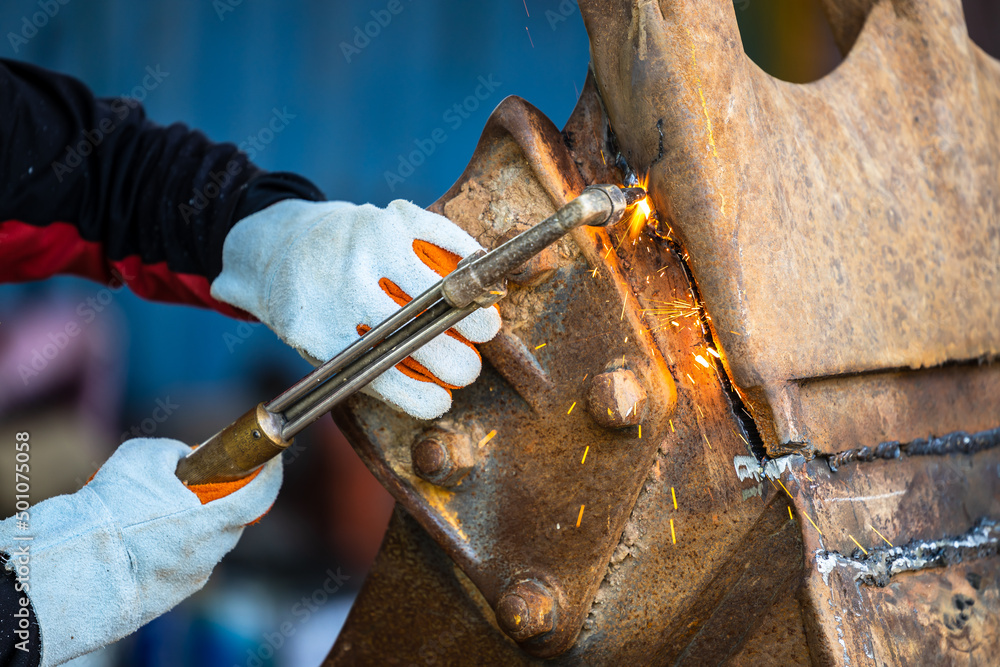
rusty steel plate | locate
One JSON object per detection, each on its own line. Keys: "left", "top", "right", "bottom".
{"left": 332, "top": 96, "right": 677, "bottom": 658}
{"left": 328, "top": 0, "right": 1000, "bottom": 662}
{"left": 578, "top": 0, "right": 1000, "bottom": 456}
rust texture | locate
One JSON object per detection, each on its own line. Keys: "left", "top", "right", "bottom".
{"left": 579, "top": 0, "right": 1000, "bottom": 456}
{"left": 327, "top": 0, "right": 1000, "bottom": 663}
{"left": 331, "top": 94, "right": 681, "bottom": 658}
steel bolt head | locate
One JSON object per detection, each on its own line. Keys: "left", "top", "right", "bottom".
{"left": 496, "top": 580, "right": 555, "bottom": 642}
{"left": 411, "top": 430, "right": 475, "bottom": 487}
{"left": 585, "top": 368, "right": 647, "bottom": 429}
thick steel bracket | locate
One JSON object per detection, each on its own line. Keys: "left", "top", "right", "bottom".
{"left": 333, "top": 96, "right": 676, "bottom": 658}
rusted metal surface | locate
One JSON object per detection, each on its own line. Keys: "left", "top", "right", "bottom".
{"left": 579, "top": 0, "right": 1000, "bottom": 456}
{"left": 330, "top": 94, "right": 679, "bottom": 658}
{"left": 330, "top": 77, "right": 808, "bottom": 665}
{"left": 327, "top": 0, "right": 1000, "bottom": 663}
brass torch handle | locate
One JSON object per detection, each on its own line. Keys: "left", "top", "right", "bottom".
{"left": 175, "top": 402, "right": 292, "bottom": 485}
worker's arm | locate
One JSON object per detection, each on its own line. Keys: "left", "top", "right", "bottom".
{"left": 0, "top": 438, "right": 281, "bottom": 667}
{"left": 0, "top": 58, "right": 323, "bottom": 317}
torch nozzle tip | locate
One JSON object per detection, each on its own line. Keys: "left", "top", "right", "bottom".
{"left": 622, "top": 187, "right": 647, "bottom": 206}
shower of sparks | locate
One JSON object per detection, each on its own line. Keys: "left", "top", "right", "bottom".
{"left": 581, "top": 445, "right": 589, "bottom": 464}
{"left": 848, "top": 534, "right": 869, "bottom": 556}
{"left": 643, "top": 298, "right": 703, "bottom": 332}
{"left": 870, "top": 524, "right": 893, "bottom": 547}
{"left": 804, "top": 512, "right": 823, "bottom": 536}
{"left": 576, "top": 504, "right": 585, "bottom": 528}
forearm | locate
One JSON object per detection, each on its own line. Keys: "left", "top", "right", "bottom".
{"left": 0, "top": 59, "right": 323, "bottom": 314}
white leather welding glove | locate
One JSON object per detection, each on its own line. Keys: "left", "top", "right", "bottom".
{"left": 0, "top": 438, "right": 281, "bottom": 667}
{"left": 210, "top": 199, "right": 502, "bottom": 420}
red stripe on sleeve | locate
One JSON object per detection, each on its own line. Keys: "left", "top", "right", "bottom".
{"left": 0, "top": 219, "right": 250, "bottom": 319}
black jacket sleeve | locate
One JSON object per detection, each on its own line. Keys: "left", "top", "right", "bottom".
{"left": 0, "top": 58, "right": 324, "bottom": 314}
{"left": 1, "top": 553, "right": 41, "bottom": 667}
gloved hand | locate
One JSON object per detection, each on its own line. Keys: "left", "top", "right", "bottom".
{"left": 0, "top": 438, "right": 281, "bottom": 667}
{"left": 210, "top": 199, "right": 502, "bottom": 420}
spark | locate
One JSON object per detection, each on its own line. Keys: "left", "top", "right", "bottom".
{"left": 599, "top": 149, "right": 606, "bottom": 165}
{"left": 788, "top": 505, "right": 794, "bottom": 521}
{"left": 671, "top": 486, "right": 677, "bottom": 509}
{"left": 576, "top": 504, "right": 585, "bottom": 528}
{"left": 638, "top": 424, "right": 642, "bottom": 438}
{"left": 702, "top": 432, "right": 712, "bottom": 449}
{"left": 670, "top": 518, "right": 676, "bottom": 544}
{"left": 525, "top": 26, "right": 534, "bottom": 48}
{"left": 567, "top": 401, "right": 577, "bottom": 415}
{"left": 686, "top": 373, "right": 695, "bottom": 384}
{"left": 870, "top": 524, "right": 893, "bottom": 547}
{"left": 804, "top": 512, "right": 823, "bottom": 536}
{"left": 490, "top": 290, "right": 504, "bottom": 295}
{"left": 694, "top": 354, "right": 710, "bottom": 368}
{"left": 534, "top": 343, "right": 547, "bottom": 350}
{"left": 591, "top": 266, "right": 599, "bottom": 278}
{"left": 669, "top": 419, "right": 675, "bottom": 432}
{"left": 477, "top": 430, "right": 497, "bottom": 448}
{"left": 776, "top": 478, "right": 793, "bottom": 500}
{"left": 848, "top": 534, "right": 869, "bottom": 556}
{"left": 707, "top": 348, "right": 721, "bottom": 359}
{"left": 582, "top": 373, "right": 589, "bottom": 382}
{"left": 620, "top": 293, "right": 628, "bottom": 320}
{"left": 522, "top": 0, "right": 529, "bottom": 16}
{"left": 581, "top": 445, "right": 589, "bottom": 464}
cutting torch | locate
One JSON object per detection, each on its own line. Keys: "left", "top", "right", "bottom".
{"left": 175, "top": 184, "right": 647, "bottom": 485}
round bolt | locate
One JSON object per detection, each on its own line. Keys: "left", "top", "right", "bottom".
{"left": 496, "top": 580, "right": 555, "bottom": 642}
{"left": 412, "top": 438, "right": 449, "bottom": 478}
{"left": 585, "top": 368, "right": 648, "bottom": 429}
{"left": 411, "top": 430, "right": 475, "bottom": 487}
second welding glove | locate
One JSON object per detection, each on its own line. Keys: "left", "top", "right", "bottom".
{"left": 210, "top": 199, "right": 502, "bottom": 420}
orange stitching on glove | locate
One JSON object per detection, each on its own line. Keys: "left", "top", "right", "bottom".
{"left": 356, "top": 324, "right": 457, "bottom": 392}
{"left": 413, "top": 239, "right": 462, "bottom": 276}
{"left": 187, "top": 466, "right": 263, "bottom": 505}
{"left": 411, "top": 239, "right": 501, "bottom": 320}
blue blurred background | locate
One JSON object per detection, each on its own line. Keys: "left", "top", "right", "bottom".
{"left": 1, "top": 1, "right": 997, "bottom": 665}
